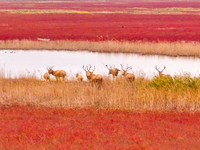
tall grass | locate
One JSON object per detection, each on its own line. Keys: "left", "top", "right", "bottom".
{"left": 1, "top": 72, "right": 200, "bottom": 112}
{"left": 0, "top": 40, "right": 200, "bottom": 57}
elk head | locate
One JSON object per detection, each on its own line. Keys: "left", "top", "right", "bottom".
{"left": 105, "top": 65, "right": 114, "bottom": 75}
{"left": 120, "top": 64, "right": 132, "bottom": 76}
{"left": 83, "top": 65, "right": 96, "bottom": 80}
{"left": 155, "top": 66, "right": 166, "bottom": 77}
{"left": 46, "top": 66, "right": 54, "bottom": 75}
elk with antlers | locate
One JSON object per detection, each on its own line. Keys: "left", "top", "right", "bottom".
{"left": 83, "top": 65, "right": 103, "bottom": 84}
{"left": 120, "top": 64, "right": 135, "bottom": 82}
{"left": 47, "top": 66, "right": 67, "bottom": 81}
{"left": 155, "top": 66, "right": 172, "bottom": 78}
{"left": 106, "top": 65, "right": 120, "bottom": 80}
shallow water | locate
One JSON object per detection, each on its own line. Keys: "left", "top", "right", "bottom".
{"left": 1, "top": 50, "right": 200, "bottom": 80}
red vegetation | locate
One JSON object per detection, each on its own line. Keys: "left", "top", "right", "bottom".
{"left": 0, "top": 13, "right": 200, "bottom": 42}
{"left": 0, "top": 1, "right": 200, "bottom": 42}
{"left": 0, "top": 106, "right": 200, "bottom": 149}
{"left": 1, "top": 1, "right": 200, "bottom": 11}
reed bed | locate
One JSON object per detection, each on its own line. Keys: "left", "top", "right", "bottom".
{"left": 0, "top": 40, "right": 200, "bottom": 57}
{"left": 1, "top": 73, "right": 200, "bottom": 112}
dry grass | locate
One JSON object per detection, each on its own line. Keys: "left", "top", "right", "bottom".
{"left": 0, "top": 40, "right": 200, "bottom": 57}
{"left": 1, "top": 73, "right": 200, "bottom": 112}
{"left": 0, "top": 9, "right": 91, "bottom": 14}
{"left": 1, "top": 7, "right": 200, "bottom": 15}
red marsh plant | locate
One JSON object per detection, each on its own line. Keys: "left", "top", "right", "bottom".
{"left": 0, "top": 106, "right": 200, "bottom": 149}
{"left": 0, "top": 12, "right": 200, "bottom": 42}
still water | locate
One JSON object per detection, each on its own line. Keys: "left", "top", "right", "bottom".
{"left": 1, "top": 50, "right": 200, "bottom": 80}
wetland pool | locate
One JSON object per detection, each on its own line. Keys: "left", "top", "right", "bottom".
{"left": 0, "top": 50, "right": 200, "bottom": 80}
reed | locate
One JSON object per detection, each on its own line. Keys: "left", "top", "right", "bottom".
{"left": 1, "top": 72, "right": 200, "bottom": 112}
{"left": 0, "top": 40, "right": 200, "bottom": 57}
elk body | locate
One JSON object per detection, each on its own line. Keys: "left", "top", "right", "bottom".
{"left": 76, "top": 73, "right": 83, "bottom": 81}
{"left": 83, "top": 65, "right": 103, "bottom": 85}
{"left": 155, "top": 66, "right": 172, "bottom": 78}
{"left": 47, "top": 67, "right": 67, "bottom": 81}
{"left": 121, "top": 64, "right": 135, "bottom": 82}
{"left": 44, "top": 72, "right": 50, "bottom": 81}
{"left": 106, "top": 65, "right": 120, "bottom": 80}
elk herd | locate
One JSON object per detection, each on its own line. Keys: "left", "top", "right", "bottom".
{"left": 44, "top": 65, "right": 171, "bottom": 84}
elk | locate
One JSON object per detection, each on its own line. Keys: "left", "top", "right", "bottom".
{"left": 76, "top": 73, "right": 83, "bottom": 81}
{"left": 83, "top": 65, "right": 103, "bottom": 84}
{"left": 43, "top": 72, "right": 50, "bottom": 81}
{"left": 105, "top": 65, "right": 120, "bottom": 80}
{"left": 155, "top": 66, "right": 172, "bottom": 78}
{"left": 47, "top": 66, "right": 67, "bottom": 81}
{"left": 121, "top": 64, "right": 135, "bottom": 82}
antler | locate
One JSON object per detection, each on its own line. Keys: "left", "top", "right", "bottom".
{"left": 106, "top": 65, "right": 115, "bottom": 70}
{"left": 121, "top": 64, "right": 132, "bottom": 71}
{"left": 91, "top": 66, "right": 95, "bottom": 72}
{"left": 83, "top": 65, "right": 88, "bottom": 71}
{"left": 47, "top": 66, "right": 54, "bottom": 70}
{"left": 162, "top": 66, "right": 166, "bottom": 72}
{"left": 120, "top": 64, "right": 124, "bottom": 71}
{"left": 155, "top": 66, "right": 166, "bottom": 72}
{"left": 155, "top": 66, "right": 160, "bottom": 72}
{"left": 126, "top": 65, "right": 132, "bottom": 70}
{"left": 83, "top": 65, "right": 95, "bottom": 72}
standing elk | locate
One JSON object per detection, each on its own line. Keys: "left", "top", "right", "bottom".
{"left": 105, "top": 65, "right": 120, "bottom": 80}
{"left": 121, "top": 64, "right": 135, "bottom": 82}
{"left": 83, "top": 65, "right": 103, "bottom": 85}
{"left": 44, "top": 72, "right": 50, "bottom": 81}
{"left": 155, "top": 66, "right": 172, "bottom": 78}
{"left": 47, "top": 66, "right": 67, "bottom": 81}
{"left": 76, "top": 73, "right": 83, "bottom": 81}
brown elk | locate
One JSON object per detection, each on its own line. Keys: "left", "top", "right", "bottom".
{"left": 121, "top": 64, "right": 135, "bottom": 82}
{"left": 76, "top": 73, "right": 83, "bottom": 81}
{"left": 43, "top": 72, "right": 50, "bottom": 81}
{"left": 155, "top": 66, "right": 172, "bottom": 78}
{"left": 47, "top": 66, "right": 67, "bottom": 81}
{"left": 83, "top": 65, "right": 103, "bottom": 84}
{"left": 105, "top": 65, "right": 120, "bottom": 80}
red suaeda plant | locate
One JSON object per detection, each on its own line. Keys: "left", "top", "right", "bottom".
{"left": 0, "top": 106, "right": 200, "bottom": 149}
{"left": 1, "top": 1, "right": 200, "bottom": 42}
{"left": 0, "top": 13, "right": 200, "bottom": 42}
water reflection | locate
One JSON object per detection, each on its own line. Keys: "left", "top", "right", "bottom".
{"left": 0, "top": 50, "right": 200, "bottom": 80}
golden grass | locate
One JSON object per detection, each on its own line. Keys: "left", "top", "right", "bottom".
{"left": 1, "top": 74, "right": 200, "bottom": 112}
{"left": 1, "top": 7, "right": 200, "bottom": 15}
{"left": 125, "top": 7, "right": 200, "bottom": 15}
{"left": 0, "top": 9, "right": 91, "bottom": 14}
{"left": 0, "top": 40, "right": 200, "bottom": 57}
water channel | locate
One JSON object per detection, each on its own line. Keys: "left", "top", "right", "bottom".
{"left": 0, "top": 50, "right": 200, "bottom": 80}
